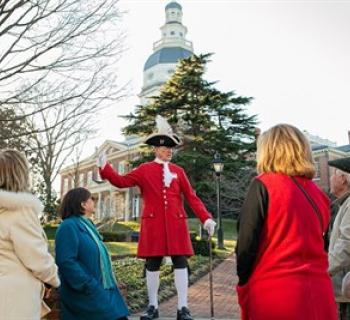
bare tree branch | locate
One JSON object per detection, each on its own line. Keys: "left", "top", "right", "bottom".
{"left": 23, "top": 82, "right": 105, "bottom": 214}
{"left": 0, "top": 0, "right": 126, "bottom": 125}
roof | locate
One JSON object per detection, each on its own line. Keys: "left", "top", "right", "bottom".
{"left": 337, "top": 144, "right": 350, "bottom": 153}
{"left": 144, "top": 47, "right": 193, "bottom": 70}
{"left": 165, "top": 2, "right": 182, "bottom": 11}
{"left": 311, "top": 144, "right": 329, "bottom": 152}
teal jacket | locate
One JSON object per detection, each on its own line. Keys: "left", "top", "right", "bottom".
{"left": 55, "top": 216, "right": 129, "bottom": 320}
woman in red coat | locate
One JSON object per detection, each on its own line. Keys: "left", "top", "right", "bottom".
{"left": 97, "top": 116, "right": 216, "bottom": 320}
{"left": 236, "top": 124, "right": 337, "bottom": 320}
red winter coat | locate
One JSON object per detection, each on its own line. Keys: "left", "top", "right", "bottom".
{"left": 237, "top": 173, "right": 337, "bottom": 320}
{"left": 100, "top": 161, "right": 212, "bottom": 258}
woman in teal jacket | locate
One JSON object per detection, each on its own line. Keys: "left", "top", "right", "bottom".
{"left": 55, "top": 187, "right": 129, "bottom": 320}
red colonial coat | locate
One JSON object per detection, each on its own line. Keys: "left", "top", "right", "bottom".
{"left": 100, "top": 161, "right": 212, "bottom": 258}
{"left": 237, "top": 173, "right": 337, "bottom": 320}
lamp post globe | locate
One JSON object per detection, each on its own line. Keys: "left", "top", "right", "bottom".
{"left": 213, "top": 152, "right": 224, "bottom": 249}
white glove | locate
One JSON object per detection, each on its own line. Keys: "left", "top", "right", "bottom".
{"left": 96, "top": 151, "right": 107, "bottom": 169}
{"left": 203, "top": 218, "right": 216, "bottom": 236}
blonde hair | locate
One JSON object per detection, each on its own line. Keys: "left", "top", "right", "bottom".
{"left": 0, "top": 149, "right": 30, "bottom": 192}
{"left": 257, "top": 124, "right": 315, "bottom": 178}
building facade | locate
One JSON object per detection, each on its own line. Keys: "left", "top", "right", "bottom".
{"left": 60, "top": 137, "right": 141, "bottom": 221}
{"left": 309, "top": 131, "right": 350, "bottom": 191}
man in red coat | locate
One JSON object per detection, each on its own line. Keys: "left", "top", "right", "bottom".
{"left": 97, "top": 116, "right": 216, "bottom": 320}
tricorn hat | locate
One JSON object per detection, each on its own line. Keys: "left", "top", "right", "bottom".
{"left": 328, "top": 156, "right": 350, "bottom": 174}
{"left": 144, "top": 115, "right": 182, "bottom": 148}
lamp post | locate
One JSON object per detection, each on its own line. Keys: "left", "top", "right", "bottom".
{"left": 213, "top": 152, "right": 224, "bottom": 249}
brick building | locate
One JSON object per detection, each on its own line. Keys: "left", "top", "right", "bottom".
{"left": 309, "top": 131, "right": 350, "bottom": 192}
{"left": 59, "top": 136, "right": 142, "bottom": 221}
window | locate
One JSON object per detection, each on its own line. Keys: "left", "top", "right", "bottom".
{"left": 180, "top": 32, "right": 183, "bottom": 37}
{"left": 314, "top": 158, "right": 320, "bottom": 180}
{"left": 133, "top": 195, "right": 140, "bottom": 218}
{"left": 87, "top": 171, "right": 93, "bottom": 185}
{"left": 170, "top": 31, "right": 175, "bottom": 35}
{"left": 79, "top": 173, "right": 85, "bottom": 186}
{"left": 118, "top": 162, "right": 125, "bottom": 175}
{"left": 63, "top": 178, "right": 69, "bottom": 194}
{"left": 148, "top": 72, "right": 154, "bottom": 80}
{"left": 93, "top": 169, "right": 102, "bottom": 183}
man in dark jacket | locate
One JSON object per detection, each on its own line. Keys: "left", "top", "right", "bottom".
{"left": 328, "top": 157, "right": 350, "bottom": 320}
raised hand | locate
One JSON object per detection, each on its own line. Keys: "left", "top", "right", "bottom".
{"left": 96, "top": 151, "right": 107, "bottom": 169}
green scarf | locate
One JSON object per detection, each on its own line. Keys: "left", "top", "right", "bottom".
{"left": 78, "top": 216, "right": 117, "bottom": 289}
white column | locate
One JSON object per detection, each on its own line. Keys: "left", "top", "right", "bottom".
{"left": 97, "top": 192, "right": 101, "bottom": 220}
{"left": 109, "top": 186, "right": 113, "bottom": 217}
{"left": 125, "top": 189, "right": 130, "bottom": 221}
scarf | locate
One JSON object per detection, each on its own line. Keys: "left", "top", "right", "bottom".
{"left": 154, "top": 158, "right": 176, "bottom": 187}
{"left": 78, "top": 216, "right": 117, "bottom": 289}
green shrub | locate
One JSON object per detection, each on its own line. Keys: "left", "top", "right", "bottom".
{"left": 101, "top": 231, "right": 129, "bottom": 242}
{"left": 189, "top": 231, "right": 198, "bottom": 241}
{"left": 191, "top": 237, "right": 215, "bottom": 256}
{"left": 44, "top": 225, "right": 58, "bottom": 240}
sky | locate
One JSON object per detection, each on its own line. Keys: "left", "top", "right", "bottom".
{"left": 89, "top": 0, "right": 350, "bottom": 159}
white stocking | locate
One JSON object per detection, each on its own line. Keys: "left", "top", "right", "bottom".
{"left": 174, "top": 268, "right": 188, "bottom": 310}
{"left": 146, "top": 270, "right": 160, "bottom": 308}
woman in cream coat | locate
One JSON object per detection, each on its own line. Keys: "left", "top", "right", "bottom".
{"left": 0, "top": 149, "right": 60, "bottom": 319}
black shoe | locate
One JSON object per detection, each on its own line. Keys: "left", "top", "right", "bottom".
{"left": 177, "top": 307, "right": 193, "bottom": 320}
{"left": 140, "top": 305, "right": 159, "bottom": 320}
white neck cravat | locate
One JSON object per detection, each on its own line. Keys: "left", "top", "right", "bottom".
{"left": 154, "top": 158, "right": 175, "bottom": 187}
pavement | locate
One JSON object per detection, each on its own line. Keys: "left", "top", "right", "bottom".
{"left": 131, "top": 254, "right": 240, "bottom": 319}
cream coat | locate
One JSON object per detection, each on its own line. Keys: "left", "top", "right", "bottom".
{"left": 328, "top": 192, "right": 350, "bottom": 302}
{"left": 0, "top": 190, "right": 60, "bottom": 319}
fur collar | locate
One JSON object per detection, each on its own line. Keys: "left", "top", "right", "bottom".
{"left": 0, "top": 190, "right": 43, "bottom": 212}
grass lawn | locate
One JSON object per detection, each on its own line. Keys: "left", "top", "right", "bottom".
{"left": 98, "top": 220, "right": 140, "bottom": 232}
{"left": 105, "top": 242, "right": 138, "bottom": 256}
{"left": 187, "top": 218, "right": 237, "bottom": 241}
{"left": 48, "top": 240, "right": 138, "bottom": 257}
{"left": 46, "top": 218, "right": 237, "bottom": 257}
{"left": 44, "top": 221, "right": 141, "bottom": 240}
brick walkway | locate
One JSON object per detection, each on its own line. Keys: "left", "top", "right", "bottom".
{"left": 132, "top": 254, "right": 240, "bottom": 319}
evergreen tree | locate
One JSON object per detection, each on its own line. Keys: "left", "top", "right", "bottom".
{"left": 0, "top": 107, "right": 31, "bottom": 151}
{"left": 122, "top": 53, "right": 257, "bottom": 213}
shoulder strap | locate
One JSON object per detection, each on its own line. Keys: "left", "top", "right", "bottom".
{"left": 291, "top": 176, "right": 324, "bottom": 234}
